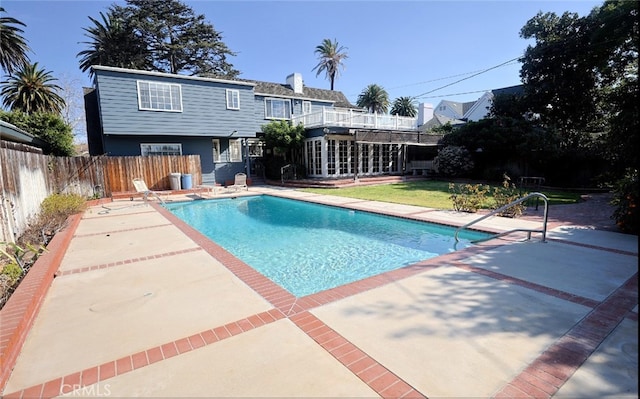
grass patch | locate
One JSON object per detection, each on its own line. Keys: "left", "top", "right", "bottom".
{"left": 300, "top": 180, "right": 582, "bottom": 209}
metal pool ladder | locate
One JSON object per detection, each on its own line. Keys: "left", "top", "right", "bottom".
{"left": 454, "top": 192, "right": 549, "bottom": 244}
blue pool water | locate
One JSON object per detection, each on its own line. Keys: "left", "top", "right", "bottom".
{"left": 165, "top": 195, "right": 488, "bottom": 297}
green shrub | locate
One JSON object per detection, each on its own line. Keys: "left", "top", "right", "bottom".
{"left": 492, "top": 174, "right": 527, "bottom": 218}
{"left": 18, "top": 194, "right": 86, "bottom": 246}
{"left": 41, "top": 193, "right": 86, "bottom": 217}
{"left": 611, "top": 169, "right": 639, "bottom": 234}
{"left": 433, "top": 146, "right": 474, "bottom": 177}
{"left": 449, "top": 182, "right": 490, "bottom": 212}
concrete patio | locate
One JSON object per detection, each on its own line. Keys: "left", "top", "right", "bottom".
{"left": 1, "top": 186, "right": 637, "bottom": 398}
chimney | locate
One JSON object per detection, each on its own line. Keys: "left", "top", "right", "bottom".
{"left": 417, "top": 103, "right": 434, "bottom": 126}
{"left": 286, "top": 73, "right": 303, "bottom": 94}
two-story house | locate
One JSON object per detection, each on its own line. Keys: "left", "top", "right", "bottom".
{"left": 84, "top": 66, "right": 441, "bottom": 184}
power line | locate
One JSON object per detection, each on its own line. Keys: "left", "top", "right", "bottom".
{"left": 385, "top": 69, "right": 493, "bottom": 90}
{"left": 344, "top": 56, "right": 522, "bottom": 100}
{"left": 416, "top": 89, "right": 492, "bottom": 100}
{"left": 411, "top": 56, "right": 523, "bottom": 99}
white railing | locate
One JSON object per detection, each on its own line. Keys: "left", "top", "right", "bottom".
{"left": 291, "top": 108, "right": 418, "bottom": 131}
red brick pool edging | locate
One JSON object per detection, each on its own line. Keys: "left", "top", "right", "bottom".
{"left": 0, "top": 200, "right": 104, "bottom": 393}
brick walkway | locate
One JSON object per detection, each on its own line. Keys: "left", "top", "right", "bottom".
{"left": 519, "top": 193, "right": 618, "bottom": 232}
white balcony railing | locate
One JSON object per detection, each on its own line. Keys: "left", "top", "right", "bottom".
{"left": 291, "top": 108, "right": 418, "bottom": 131}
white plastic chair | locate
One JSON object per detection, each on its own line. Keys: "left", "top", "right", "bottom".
{"left": 227, "top": 173, "right": 248, "bottom": 192}
{"left": 132, "top": 178, "right": 165, "bottom": 204}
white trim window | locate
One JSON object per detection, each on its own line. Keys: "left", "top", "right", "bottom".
{"left": 140, "top": 143, "right": 182, "bottom": 156}
{"left": 212, "top": 139, "right": 221, "bottom": 162}
{"left": 137, "top": 81, "right": 182, "bottom": 112}
{"left": 302, "top": 101, "right": 312, "bottom": 114}
{"left": 265, "top": 98, "right": 291, "bottom": 120}
{"left": 229, "top": 139, "right": 242, "bottom": 162}
{"left": 226, "top": 89, "right": 240, "bottom": 110}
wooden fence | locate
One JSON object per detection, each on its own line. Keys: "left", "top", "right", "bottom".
{"left": 105, "top": 155, "right": 202, "bottom": 193}
{"left": 0, "top": 143, "right": 201, "bottom": 242}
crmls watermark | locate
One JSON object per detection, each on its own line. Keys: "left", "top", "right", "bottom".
{"left": 60, "top": 384, "right": 112, "bottom": 397}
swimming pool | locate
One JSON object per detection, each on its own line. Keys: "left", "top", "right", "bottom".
{"left": 165, "top": 195, "right": 488, "bottom": 297}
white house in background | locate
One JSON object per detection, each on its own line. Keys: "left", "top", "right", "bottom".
{"left": 463, "top": 91, "right": 495, "bottom": 121}
{"left": 433, "top": 100, "right": 477, "bottom": 121}
{"left": 419, "top": 85, "right": 525, "bottom": 130}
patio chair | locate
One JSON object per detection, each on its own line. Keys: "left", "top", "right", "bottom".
{"left": 227, "top": 173, "right": 248, "bottom": 192}
{"left": 132, "top": 178, "right": 165, "bottom": 204}
{"left": 196, "top": 183, "right": 217, "bottom": 196}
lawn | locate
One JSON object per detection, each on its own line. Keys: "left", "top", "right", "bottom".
{"left": 300, "top": 180, "right": 583, "bottom": 210}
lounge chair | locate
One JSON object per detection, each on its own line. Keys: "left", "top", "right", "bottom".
{"left": 196, "top": 182, "right": 218, "bottom": 196}
{"left": 132, "top": 178, "right": 165, "bottom": 204}
{"left": 227, "top": 173, "right": 248, "bottom": 192}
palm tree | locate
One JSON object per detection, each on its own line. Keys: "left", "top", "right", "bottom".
{"left": 1, "top": 62, "right": 66, "bottom": 114}
{"left": 356, "top": 84, "right": 390, "bottom": 114}
{"left": 0, "top": 7, "right": 30, "bottom": 75}
{"left": 77, "top": 8, "right": 150, "bottom": 79}
{"left": 390, "top": 96, "right": 417, "bottom": 117}
{"left": 312, "top": 38, "right": 348, "bottom": 90}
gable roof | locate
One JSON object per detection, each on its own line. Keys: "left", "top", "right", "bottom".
{"left": 239, "top": 79, "right": 355, "bottom": 108}
{"left": 418, "top": 114, "right": 466, "bottom": 132}
{"left": 462, "top": 91, "right": 493, "bottom": 121}
{"left": 438, "top": 100, "right": 476, "bottom": 118}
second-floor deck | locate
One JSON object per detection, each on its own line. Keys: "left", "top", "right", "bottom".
{"left": 292, "top": 108, "right": 418, "bottom": 131}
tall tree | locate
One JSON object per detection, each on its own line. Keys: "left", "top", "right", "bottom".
{"left": 77, "top": 7, "right": 151, "bottom": 79}
{"left": 518, "top": 0, "right": 638, "bottom": 168}
{"left": 588, "top": 0, "right": 638, "bottom": 173}
{"left": 390, "top": 96, "right": 417, "bottom": 117}
{"left": 1, "top": 62, "right": 65, "bottom": 114}
{"left": 312, "top": 38, "right": 348, "bottom": 90}
{"left": 0, "top": 7, "right": 30, "bottom": 75}
{"left": 519, "top": 10, "right": 600, "bottom": 140}
{"left": 356, "top": 84, "right": 389, "bottom": 114}
{"left": 125, "top": 0, "right": 239, "bottom": 77}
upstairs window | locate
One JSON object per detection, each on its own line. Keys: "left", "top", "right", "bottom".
{"left": 265, "top": 98, "right": 291, "bottom": 120}
{"left": 140, "top": 143, "right": 182, "bottom": 156}
{"left": 226, "top": 89, "right": 240, "bottom": 110}
{"left": 137, "top": 81, "right": 182, "bottom": 112}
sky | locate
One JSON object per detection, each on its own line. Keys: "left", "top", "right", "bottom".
{"left": 3, "top": 0, "right": 602, "bottom": 138}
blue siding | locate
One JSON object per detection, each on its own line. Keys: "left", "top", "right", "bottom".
{"left": 89, "top": 67, "right": 351, "bottom": 184}
{"left": 103, "top": 135, "right": 245, "bottom": 185}
{"left": 96, "top": 70, "right": 259, "bottom": 138}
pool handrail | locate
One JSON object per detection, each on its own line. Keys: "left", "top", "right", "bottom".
{"left": 454, "top": 192, "right": 549, "bottom": 244}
